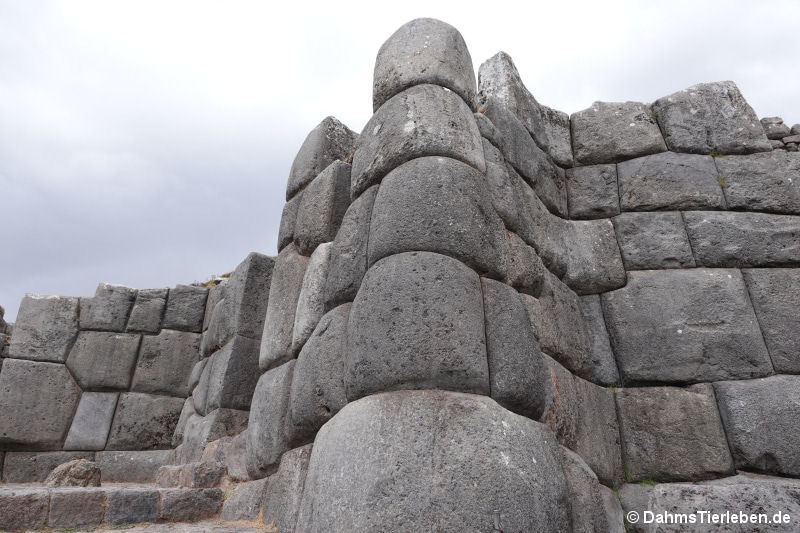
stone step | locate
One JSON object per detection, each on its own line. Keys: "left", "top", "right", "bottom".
{"left": 156, "top": 461, "right": 229, "bottom": 488}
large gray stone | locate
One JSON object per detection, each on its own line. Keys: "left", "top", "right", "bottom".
{"left": 45, "top": 458, "right": 101, "bottom": 487}
{"left": 96, "top": 450, "right": 172, "bottom": 482}
{"left": 2, "top": 451, "right": 94, "bottom": 482}
{"left": 221, "top": 478, "right": 268, "bottom": 521}
{"left": 537, "top": 270, "right": 592, "bottom": 376}
{"left": 504, "top": 231, "right": 546, "bottom": 297}
{"left": 566, "top": 164, "right": 621, "bottom": 219}
{"left": 106, "top": 392, "right": 185, "bottom": 450}
{"left": 578, "top": 295, "right": 620, "bottom": 386}
{"left": 286, "top": 116, "right": 358, "bottom": 200}
{"left": 295, "top": 391, "right": 570, "bottom": 533}
{"left": 131, "top": 329, "right": 200, "bottom": 397}
{"left": 0, "top": 488, "right": 49, "bottom": 530}
{"left": 563, "top": 218, "right": 627, "bottom": 295}
{"left": 196, "top": 335, "right": 260, "bottom": 414}
{"left": 571, "top": 101, "right": 666, "bottom": 165}
{"left": 478, "top": 52, "right": 574, "bottom": 167}
{"left": 172, "top": 397, "right": 196, "bottom": 446}
{"left": 80, "top": 283, "right": 137, "bottom": 331}
{"left": 599, "top": 485, "right": 625, "bottom": 533}
{"left": 292, "top": 242, "right": 332, "bottom": 353}
{"left": 345, "top": 252, "right": 489, "bottom": 401}
{"left": 618, "top": 152, "right": 726, "bottom": 211}
{"left": 714, "top": 375, "right": 800, "bottom": 476}
{"left": 66, "top": 331, "right": 141, "bottom": 390}
{"left": 277, "top": 191, "right": 302, "bottom": 251}
{"left": 716, "top": 151, "right": 800, "bottom": 214}
{"left": 259, "top": 243, "right": 309, "bottom": 371}
{"left": 367, "top": 157, "right": 507, "bottom": 279}
{"left": 105, "top": 487, "right": 160, "bottom": 525}
{"left": 351, "top": 84, "right": 485, "bottom": 197}
{"left": 64, "top": 392, "right": 119, "bottom": 450}
{"left": 653, "top": 80, "right": 772, "bottom": 155}
{"left": 159, "top": 488, "right": 223, "bottom": 522}
{"left": 48, "top": 488, "right": 105, "bottom": 528}
{"left": 262, "top": 444, "right": 312, "bottom": 532}
{"left": 9, "top": 294, "right": 79, "bottom": 362}
{"left": 602, "top": 269, "right": 773, "bottom": 383}
{"left": 162, "top": 284, "right": 208, "bottom": 333}
{"left": 126, "top": 288, "right": 168, "bottom": 333}
{"left": 613, "top": 212, "right": 696, "bottom": 269}
{"left": 616, "top": 384, "right": 734, "bottom": 482}
{"left": 174, "top": 408, "right": 248, "bottom": 465}
{"left": 0, "top": 359, "right": 81, "bottom": 448}
{"left": 743, "top": 269, "right": 800, "bottom": 373}
{"left": 485, "top": 147, "right": 528, "bottom": 234}
{"left": 246, "top": 361, "right": 295, "bottom": 478}
{"left": 761, "top": 116, "right": 791, "bottom": 140}
{"left": 294, "top": 161, "right": 351, "bottom": 255}
{"left": 559, "top": 447, "right": 610, "bottom": 533}
{"left": 684, "top": 211, "right": 800, "bottom": 267}
{"left": 373, "top": 18, "right": 476, "bottom": 111}
{"left": 515, "top": 171, "right": 569, "bottom": 277}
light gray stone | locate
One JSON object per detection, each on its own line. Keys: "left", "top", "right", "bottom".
{"left": 80, "top": 283, "right": 137, "bottom": 331}
{"left": 187, "top": 358, "right": 207, "bottom": 393}
{"left": 221, "top": 478, "right": 268, "bottom": 521}
{"left": 504, "top": 231, "right": 546, "bottom": 297}
{"left": 599, "top": 485, "right": 625, "bottom": 533}
{"left": 476, "top": 115, "right": 503, "bottom": 149}
{"left": 162, "top": 284, "right": 208, "bottom": 333}
{"left": 761, "top": 116, "right": 791, "bottom": 140}
{"left": 158, "top": 488, "right": 223, "bottom": 522}
{"left": 367, "top": 157, "right": 507, "bottom": 279}
{"left": 263, "top": 444, "right": 313, "bottom": 532}
{"left": 131, "top": 329, "right": 201, "bottom": 397}
{"left": 2, "top": 451, "right": 94, "bottom": 483}
{"left": 559, "top": 447, "right": 610, "bottom": 533}
{"left": 294, "top": 161, "right": 350, "bottom": 255}
{"left": 174, "top": 408, "right": 248, "bottom": 465}
{"left": 793, "top": 124, "right": 800, "bottom": 135}
{"left": 515, "top": 171, "right": 569, "bottom": 277}
{"left": 198, "top": 336, "right": 260, "bottom": 414}
{"left": 563, "top": 218, "right": 627, "bottom": 295}
{"left": 9, "top": 294, "right": 79, "bottom": 362}
{"left": 172, "top": 397, "right": 196, "bottom": 447}
{"left": 292, "top": 242, "right": 332, "bottom": 353}
{"left": 66, "top": 331, "right": 141, "bottom": 390}
{"left": 714, "top": 375, "right": 800, "bottom": 476}
{"left": 373, "top": 18, "right": 476, "bottom": 111}
{"left": 613, "top": 211, "right": 696, "bottom": 269}
{"left": 286, "top": 116, "right": 358, "bottom": 200}
{"left": 684, "top": 211, "right": 800, "bottom": 267}
{"left": 571, "top": 101, "right": 666, "bottom": 165}
{"left": 64, "top": 392, "right": 119, "bottom": 450}
{"left": 105, "top": 487, "right": 160, "bottom": 525}
{"left": 0, "top": 359, "right": 81, "bottom": 448}
{"left": 126, "top": 288, "right": 168, "bottom": 333}
{"left": 771, "top": 139, "right": 786, "bottom": 149}
{"left": 0, "top": 487, "right": 49, "bottom": 530}
{"left": 345, "top": 252, "right": 489, "bottom": 401}
{"left": 485, "top": 152, "right": 528, "bottom": 234}
{"left": 716, "top": 151, "right": 800, "bottom": 214}
{"left": 278, "top": 191, "right": 302, "bottom": 251}
{"left": 602, "top": 269, "right": 773, "bottom": 383}
{"left": 95, "top": 450, "right": 172, "bottom": 483}
{"left": 618, "top": 152, "right": 726, "bottom": 211}
{"left": 202, "top": 281, "right": 224, "bottom": 332}
{"left": 537, "top": 270, "right": 592, "bottom": 376}
{"left": 578, "top": 295, "right": 620, "bottom": 386}
{"left": 246, "top": 361, "right": 295, "bottom": 478}
{"left": 45, "top": 458, "right": 101, "bottom": 487}
{"left": 351, "top": 84, "right": 485, "bottom": 197}
{"left": 106, "top": 392, "right": 185, "bottom": 450}
{"left": 295, "top": 391, "right": 570, "bottom": 533}
{"left": 786, "top": 134, "right": 800, "bottom": 144}
{"left": 653, "top": 80, "right": 772, "bottom": 154}
{"left": 566, "top": 164, "right": 621, "bottom": 219}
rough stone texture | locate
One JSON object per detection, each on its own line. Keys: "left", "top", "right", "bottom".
{"left": 106, "top": 392, "right": 185, "bottom": 450}
{"left": 96, "top": 450, "right": 172, "bottom": 482}
{"left": 571, "top": 101, "right": 667, "bottom": 165}
{"left": 716, "top": 151, "right": 800, "bottom": 214}
{"left": 616, "top": 384, "right": 734, "bottom": 482}
{"left": 66, "top": 331, "right": 141, "bottom": 390}
{"left": 613, "top": 211, "right": 696, "bottom": 269}
{"left": 292, "top": 242, "right": 332, "bottom": 353}
{"left": 159, "top": 488, "right": 223, "bottom": 522}
{"left": 566, "top": 164, "right": 621, "bottom": 219}
{"left": 351, "top": 83, "right": 485, "bottom": 197}
{"left": 162, "top": 284, "right": 208, "bottom": 333}
{"left": 478, "top": 51, "right": 573, "bottom": 167}
{"left": 9, "top": 294, "right": 79, "bottom": 362}
{"left": 173, "top": 397, "right": 196, "bottom": 447}
{"left": 105, "top": 487, "right": 160, "bottom": 525}
{"left": 714, "top": 375, "right": 800, "bottom": 476}
{"left": 0, "top": 359, "right": 81, "bottom": 448}
{"left": 761, "top": 116, "right": 791, "bottom": 140}
{"left": 563, "top": 219, "right": 627, "bottom": 295}
{"left": 296, "top": 391, "right": 570, "bottom": 533}
{"left": 262, "top": 444, "right": 313, "bottom": 532}
{"left": 157, "top": 462, "right": 227, "bottom": 488}
{"left": 599, "top": 485, "right": 625, "bottom": 533}
{"left": 219, "top": 430, "right": 249, "bottom": 482}
{"left": 515, "top": 172, "right": 568, "bottom": 277}
{"left": 221, "top": 478, "right": 268, "bottom": 521}
{"left": 48, "top": 488, "right": 106, "bottom": 527}
{"left": 537, "top": 270, "right": 592, "bottom": 376}
{"left": 617, "top": 152, "right": 726, "bottom": 211}
{"left": 173, "top": 409, "right": 248, "bottom": 465}
{"left": 578, "top": 295, "right": 620, "bottom": 386}
{"left": 278, "top": 191, "right": 302, "bottom": 251}
{"left": 286, "top": 116, "right": 358, "bottom": 200}
{"left": 131, "top": 329, "right": 201, "bottom": 397}
{"left": 2, "top": 451, "right": 94, "bottom": 482}
{"left": 485, "top": 147, "right": 528, "bottom": 235}
{"left": 64, "top": 392, "right": 118, "bottom": 450}
{"left": 126, "top": 288, "right": 168, "bottom": 333}
{"left": 743, "top": 268, "right": 800, "bottom": 373}
{"left": 504, "top": 231, "right": 546, "bottom": 297}
{"left": 559, "top": 447, "right": 610, "bottom": 533}
{"left": 684, "top": 211, "right": 800, "bottom": 267}
{"left": 246, "top": 361, "right": 295, "bottom": 478}
{"left": 195, "top": 335, "right": 260, "bottom": 414}
{"left": 80, "top": 283, "right": 137, "bottom": 332}
{"left": 482, "top": 279, "right": 549, "bottom": 420}
{"left": 294, "top": 161, "right": 350, "bottom": 255}
{"left": 602, "top": 269, "right": 773, "bottom": 383}
{"left": 653, "top": 80, "right": 772, "bottom": 154}
{"left": 0, "top": 488, "right": 49, "bottom": 530}
{"left": 346, "top": 252, "right": 489, "bottom": 400}
{"left": 373, "top": 18, "right": 476, "bottom": 111}
{"left": 259, "top": 243, "right": 309, "bottom": 371}
{"left": 45, "top": 458, "right": 101, "bottom": 487}
{"left": 368, "top": 157, "right": 507, "bottom": 279}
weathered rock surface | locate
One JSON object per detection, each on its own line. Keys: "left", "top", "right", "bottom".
{"left": 578, "top": 295, "right": 620, "bottom": 386}
{"left": 559, "top": 447, "right": 610, "bottom": 533}
{"left": 126, "top": 288, "right": 168, "bottom": 333}
{"left": 246, "top": 361, "right": 295, "bottom": 478}
{"left": 80, "top": 283, "right": 137, "bottom": 332}
{"left": 484, "top": 145, "right": 529, "bottom": 234}
{"left": 105, "top": 487, "right": 160, "bottom": 524}
{"left": 2, "top": 451, "right": 94, "bottom": 482}
{"left": 195, "top": 336, "right": 260, "bottom": 414}
{"left": 716, "top": 151, "right": 800, "bottom": 214}
{"left": 174, "top": 408, "right": 248, "bottom": 465}
{"left": 563, "top": 219, "right": 627, "bottom": 295}
{"left": 162, "top": 285, "right": 208, "bottom": 333}
{"left": 504, "top": 231, "right": 546, "bottom": 297}
{"left": 537, "top": 270, "right": 592, "bottom": 376}
{"left": 66, "top": 331, "right": 141, "bottom": 390}
{"left": 613, "top": 211, "right": 696, "bottom": 269}
{"left": 64, "top": 392, "right": 119, "bottom": 450}
{"left": 566, "top": 164, "right": 620, "bottom": 219}
{"left": 44, "top": 458, "right": 101, "bottom": 487}
{"left": 0, "top": 487, "right": 49, "bottom": 530}
{"left": 95, "top": 450, "right": 172, "bottom": 483}
{"left": 159, "top": 488, "right": 223, "bottom": 522}
{"left": 761, "top": 116, "right": 791, "bottom": 140}
{"left": 263, "top": 444, "right": 313, "bottom": 532}
{"left": 131, "top": 329, "right": 200, "bottom": 396}
{"left": 278, "top": 191, "right": 302, "bottom": 251}
{"left": 106, "top": 392, "right": 185, "bottom": 450}
{"left": 221, "top": 478, "right": 268, "bottom": 521}
{"left": 293, "top": 161, "right": 350, "bottom": 255}
{"left": 292, "top": 242, "right": 332, "bottom": 353}
{"left": 9, "top": 294, "right": 79, "bottom": 362}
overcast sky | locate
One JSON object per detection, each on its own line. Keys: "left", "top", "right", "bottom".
{"left": 2, "top": 0, "right": 799, "bottom": 321}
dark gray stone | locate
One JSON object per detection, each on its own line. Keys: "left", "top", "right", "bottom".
{"left": 246, "top": 361, "right": 295, "bottom": 478}
{"left": 684, "top": 211, "right": 800, "bottom": 267}
{"left": 613, "top": 212, "right": 696, "bottom": 269}
{"left": 504, "top": 231, "right": 546, "bottom": 297}
{"left": 0, "top": 359, "right": 81, "bottom": 448}
{"left": 785, "top": 134, "right": 800, "bottom": 144}
{"left": 9, "top": 294, "right": 79, "bottom": 362}
{"left": 537, "top": 270, "right": 592, "bottom": 376}
{"left": 351, "top": 84, "right": 485, "bottom": 197}
{"left": 0, "top": 488, "right": 49, "bottom": 530}
{"left": 131, "top": 329, "right": 200, "bottom": 397}
{"left": 653, "top": 80, "right": 772, "bottom": 154}
{"left": 618, "top": 152, "right": 726, "bottom": 211}
{"left": 80, "top": 283, "right": 137, "bottom": 331}
{"left": 294, "top": 161, "right": 350, "bottom": 255}
{"left": 295, "top": 390, "right": 570, "bottom": 533}
{"left": 262, "top": 444, "right": 312, "bottom": 532}
{"left": 485, "top": 151, "right": 527, "bottom": 234}
{"left": 515, "top": 172, "right": 569, "bottom": 277}
{"left": 162, "top": 284, "right": 208, "bottom": 333}
{"left": 64, "top": 392, "right": 118, "bottom": 450}
{"left": 96, "top": 450, "right": 172, "bottom": 482}
{"left": 286, "top": 116, "right": 358, "bottom": 200}
{"left": 198, "top": 335, "right": 260, "bottom": 414}
{"left": 761, "top": 116, "right": 791, "bottom": 140}
{"left": 714, "top": 375, "right": 800, "bottom": 476}
{"left": 221, "top": 478, "right": 268, "bottom": 521}
{"left": 45, "top": 458, "right": 101, "bottom": 487}
{"left": 106, "top": 392, "right": 185, "bottom": 450}
{"left": 2, "top": 451, "right": 94, "bottom": 483}
{"left": 578, "top": 295, "right": 620, "bottom": 386}
{"left": 559, "top": 447, "right": 610, "bottom": 533}
{"left": 571, "top": 101, "right": 666, "bottom": 165}
{"left": 126, "top": 288, "right": 168, "bottom": 333}
{"left": 716, "top": 151, "right": 800, "bottom": 214}
{"left": 48, "top": 488, "right": 105, "bottom": 528}
{"left": 563, "top": 219, "right": 626, "bottom": 295}
{"left": 368, "top": 157, "right": 507, "bottom": 279}
{"left": 566, "top": 164, "right": 621, "bottom": 219}
{"left": 616, "top": 384, "right": 734, "bottom": 482}
{"left": 345, "top": 252, "right": 489, "bottom": 401}
{"left": 159, "top": 488, "right": 223, "bottom": 522}
{"left": 66, "top": 331, "right": 141, "bottom": 390}
{"left": 743, "top": 268, "right": 800, "bottom": 373}
{"left": 105, "top": 487, "right": 160, "bottom": 525}
{"left": 278, "top": 192, "right": 302, "bottom": 251}
{"left": 373, "top": 18, "right": 476, "bottom": 111}
{"left": 292, "top": 243, "right": 332, "bottom": 353}
{"left": 172, "top": 397, "right": 196, "bottom": 446}
{"left": 602, "top": 269, "right": 773, "bottom": 383}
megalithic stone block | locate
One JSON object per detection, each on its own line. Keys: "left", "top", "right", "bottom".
{"left": 716, "top": 151, "right": 800, "bottom": 214}
{"left": 63, "top": 392, "right": 119, "bottom": 451}
{"left": 131, "top": 329, "right": 201, "bottom": 397}
{"left": 277, "top": 191, "right": 302, "bottom": 252}
{"left": 126, "top": 288, "right": 168, "bottom": 334}
{"left": 162, "top": 285, "right": 208, "bottom": 333}
{"left": 292, "top": 242, "right": 332, "bottom": 354}
{"left": 105, "top": 392, "right": 185, "bottom": 450}
{"left": 80, "top": 283, "right": 137, "bottom": 332}
{"left": 194, "top": 335, "right": 260, "bottom": 414}
{"left": 293, "top": 161, "right": 351, "bottom": 256}
{"left": 9, "top": 294, "right": 79, "bottom": 363}
{"left": 66, "top": 331, "right": 141, "bottom": 390}
{"left": 262, "top": 443, "right": 313, "bottom": 533}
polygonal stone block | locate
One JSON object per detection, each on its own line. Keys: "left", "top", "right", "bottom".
{"left": 105, "top": 487, "right": 160, "bottom": 525}
{"left": 613, "top": 212, "right": 696, "bottom": 270}
{"left": 2, "top": 451, "right": 94, "bottom": 483}
{"left": 9, "top": 294, "right": 79, "bottom": 363}
{"left": 278, "top": 191, "right": 302, "bottom": 251}
{"left": 95, "top": 450, "right": 172, "bottom": 483}
{"left": 716, "top": 151, "right": 800, "bottom": 214}
{"left": 131, "top": 329, "right": 200, "bottom": 397}
{"left": 566, "top": 164, "right": 620, "bottom": 219}
{"left": 162, "top": 285, "right": 208, "bottom": 333}
{"left": 126, "top": 288, "right": 168, "bottom": 334}
{"left": 195, "top": 335, "right": 260, "bottom": 414}
{"left": 562, "top": 218, "right": 626, "bottom": 295}
{"left": 48, "top": 488, "right": 106, "bottom": 528}
{"left": 64, "top": 392, "right": 119, "bottom": 451}
{"left": 262, "top": 444, "right": 312, "bottom": 532}
{"left": 105, "top": 392, "right": 185, "bottom": 450}
{"left": 578, "top": 295, "right": 620, "bottom": 386}
{"left": 80, "top": 283, "right": 137, "bottom": 331}
{"left": 292, "top": 242, "right": 332, "bottom": 353}
{"left": 504, "top": 231, "right": 546, "bottom": 297}
{"left": 293, "top": 161, "right": 350, "bottom": 255}
{"left": 220, "top": 478, "right": 268, "bottom": 521}
{"left": 246, "top": 361, "right": 295, "bottom": 478}
{"left": 537, "top": 270, "right": 591, "bottom": 376}
{"left": 173, "top": 408, "right": 248, "bottom": 465}
{"left": 559, "top": 447, "right": 611, "bottom": 532}
{"left": 66, "top": 331, "right": 141, "bottom": 390}
{"left": 761, "top": 116, "right": 791, "bottom": 140}
{"left": 158, "top": 488, "right": 223, "bottom": 522}
{"left": 0, "top": 488, "right": 49, "bottom": 530}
